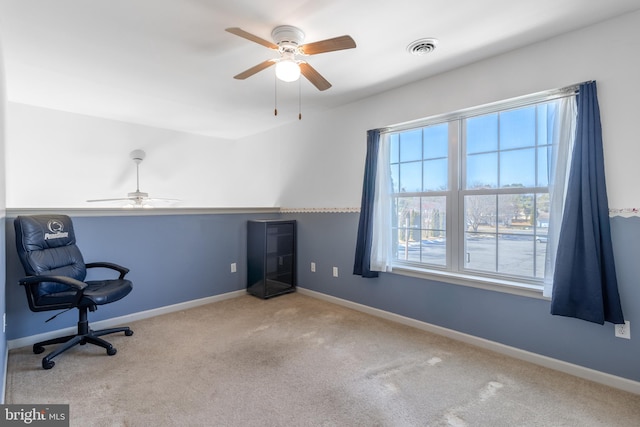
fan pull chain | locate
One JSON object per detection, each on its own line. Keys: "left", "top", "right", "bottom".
{"left": 298, "top": 78, "right": 302, "bottom": 120}
{"left": 273, "top": 74, "right": 304, "bottom": 119}
{"left": 274, "top": 75, "right": 278, "bottom": 116}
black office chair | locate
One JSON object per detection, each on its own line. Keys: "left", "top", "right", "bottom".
{"left": 14, "top": 214, "right": 134, "bottom": 369}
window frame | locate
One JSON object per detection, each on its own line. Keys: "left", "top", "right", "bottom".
{"left": 384, "top": 87, "right": 578, "bottom": 297}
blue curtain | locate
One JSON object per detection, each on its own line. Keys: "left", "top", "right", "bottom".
{"left": 551, "top": 82, "right": 625, "bottom": 324}
{"left": 353, "top": 129, "right": 380, "bottom": 278}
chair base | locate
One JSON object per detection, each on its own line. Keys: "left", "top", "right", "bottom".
{"left": 34, "top": 326, "right": 134, "bottom": 369}
{"left": 33, "top": 306, "right": 133, "bottom": 369}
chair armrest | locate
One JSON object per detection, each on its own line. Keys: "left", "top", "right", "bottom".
{"left": 19, "top": 275, "right": 88, "bottom": 290}
{"left": 86, "top": 262, "right": 130, "bottom": 279}
{"left": 19, "top": 275, "right": 88, "bottom": 306}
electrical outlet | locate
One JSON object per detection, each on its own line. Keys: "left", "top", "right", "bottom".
{"left": 615, "top": 321, "right": 631, "bottom": 339}
{"left": 333, "top": 267, "right": 339, "bottom": 277}
{"left": 230, "top": 263, "right": 237, "bottom": 273}
{"left": 311, "top": 262, "right": 316, "bottom": 272}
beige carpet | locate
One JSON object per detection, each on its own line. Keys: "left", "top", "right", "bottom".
{"left": 5, "top": 293, "right": 640, "bottom": 426}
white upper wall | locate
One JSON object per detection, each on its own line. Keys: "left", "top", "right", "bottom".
{"left": 1, "top": 34, "right": 6, "bottom": 211}
{"left": 1, "top": 27, "right": 8, "bottom": 379}
{"left": 5, "top": 104, "right": 280, "bottom": 208}
{"left": 4, "top": 10, "right": 640, "bottom": 210}
{"left": 242, "top": 10, "right": 640, "bottom": 211}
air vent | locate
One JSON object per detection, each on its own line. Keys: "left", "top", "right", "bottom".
{"left": 407, "top": 38, "right": 439, "bottom": 56}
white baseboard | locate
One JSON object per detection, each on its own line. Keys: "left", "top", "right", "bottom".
{"left": 7, "top": 290, "right": 246, "bottom": 351}
{"left": 297, "top": 287, "right": 640, "bottom": 395}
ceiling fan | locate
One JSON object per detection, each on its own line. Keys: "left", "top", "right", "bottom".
{"left": 87, "top": 150, "right": 179, "bottom": 208}
{"left": 226, "top": 25, "right": 356, "bottom": 91}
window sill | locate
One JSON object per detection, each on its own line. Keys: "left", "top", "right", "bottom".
{"left": 391, "top": 265, "right": 548, "bottom": 300}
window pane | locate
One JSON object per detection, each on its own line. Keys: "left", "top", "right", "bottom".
{"left": 394, "top": 197, "right": 421, "bottom": 262}
{"left": 535, "top": 193, "right": 550, "bottom": 228}
{"left": 423, "top": 123, "right": 448, "bottom": 159}
{"left": 400, "top": 129, "right": 422, "bottom": 162}
{"left": 499, "top": 193, "right": 534, "bottom": 229}
{"left": 537, "top": 102, "right": 555, "bottom": 147}
{"left": 423, "top": 158, "right": 448, "bottom": 191}
{"left": 535, "top": 193, "right": 549, "bottom": 278}
{"left": 465, "top": 194, "right": 496, "bottom": 234}
{"left": 537, "top": 146, "right": 550, "bottom": 187}
{"left": 390, "top": 133, "right": 400, "bottom": 163}
{"left": 500, "top": 107, "right": 535, "bottom": 150}
{"left": 390, "top": 164, "right": 400, "bottom": 193}
{"left": 465, "top": 233, "right": 497, "bottom": 272}
{"left": 420, "top": 196, "right": 447, "bottom": 266}
{"left": 399, "top": 161, "right": 422, "bottom": 192}
{"left": 394, "top": 196, "right": 447, "bottom": 266}
{"left": 500, "top": 148, "right": 535, "bottom": 188}
{"left": 396, "top": 198, "right": 421, "bottom": 226}
{"left": 467, "top": 152, "right": 498, "bottom": 188}
{"left": 467, "top": 114, "right": 497, "bottom": 154}
{"left": 497, "top": 193, "right": 537, "bottom": 278}
{"left": 464, "top": 195, "right": 497, "bottom": 272}
{"left": 498, "top": 235, "right": 534, "bottom": 276}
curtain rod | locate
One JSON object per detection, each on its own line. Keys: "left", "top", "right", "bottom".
{"left": 378, "top": 80, "right": 592, "bottom": 134}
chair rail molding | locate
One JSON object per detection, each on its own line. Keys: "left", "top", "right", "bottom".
{"left": 280, "top": 207, "right": 360, "bottom": 213}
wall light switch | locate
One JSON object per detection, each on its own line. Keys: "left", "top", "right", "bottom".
{"left": 333, "top": 267, "right": 339, "bottom": 277}
{"left": 311, "top": 262, "right": 316, "bottom": 272}
{"left": 231, "top": 263, "right": 237, "bottom": 273}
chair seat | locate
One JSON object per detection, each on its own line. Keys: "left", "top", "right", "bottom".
{"left": 83, "top": 279, "right": 133, "bottom": 306}
{"left": 36, "top": 279, "right": 132, "bottom": 308}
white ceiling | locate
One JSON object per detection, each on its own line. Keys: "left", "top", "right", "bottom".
{"left": 1, "top": 0, "right": 640, "bottom": 140}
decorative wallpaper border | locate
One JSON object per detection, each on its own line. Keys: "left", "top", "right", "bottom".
{"left": 282, "top": 207, "right": 640, "bottom": 217}
{"left": 281, "top": 207, "right": 640, "bottom": 217}
{"left": 609, "top": 208, "right": 640, "bottom": 217}
{"left": 280, "top": 207, "right": 361, "bottom": 213}
{"left": 7, "top": 206, "right": 636, "bottom": 217}
{"left": 283, "top": 207, "right": 640, "bottom": 217}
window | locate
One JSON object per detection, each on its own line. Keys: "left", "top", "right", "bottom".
{"left": 388, "top": 93, "right": 575, "bottom": 287}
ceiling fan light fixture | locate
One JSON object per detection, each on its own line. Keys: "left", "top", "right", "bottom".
{"left": 275, "top": 59, "right": 301, "bottom": 82}
{"left": 227, "top": 26, "right": 355, "bottom": 91}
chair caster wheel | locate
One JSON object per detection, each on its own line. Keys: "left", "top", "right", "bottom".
{"left": 107, "top": 347, "right": 117, "bottom": 356}
{"left": 125, "top": 330, "right": 134, "bottom": 336}
{"left": 42, "top": 359, "right": 55, "bottom": 370}
{"left": 33, "top": 346, "right": 45, "bottom": 354}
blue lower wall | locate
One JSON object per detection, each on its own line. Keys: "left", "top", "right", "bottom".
{"left": 0, "top": 211, "right": 6, "bottom": 401}
{"left": 286, "top": 212, "right": 640, "bottom": 383}
{"left": 5, "top": 211, "right": 639, "bottom": 383}
{"left": 5, "top": 212, "right": 278, "bottom": 340}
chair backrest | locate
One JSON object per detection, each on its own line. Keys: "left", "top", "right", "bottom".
{"left": 14, "top": 215, "right": 87, "bottom": 298}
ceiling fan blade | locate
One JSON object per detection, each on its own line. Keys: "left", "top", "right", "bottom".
{"left": 225, "top": 27, "right": 278, "bottom": 50}
{"left": 299, "top": 62, "right": 331, "bottom": 91}
{"left": 87, "top": 197, "right": 136, "bottom": 203}
{"left": 299, "top": 35, "right": 356, "bottom": 55}
{"left": 234, "top": 59, "right": 276, "bottom": 80}
{"left": 146, "top": 198, "right": 181, "bottom": 204}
